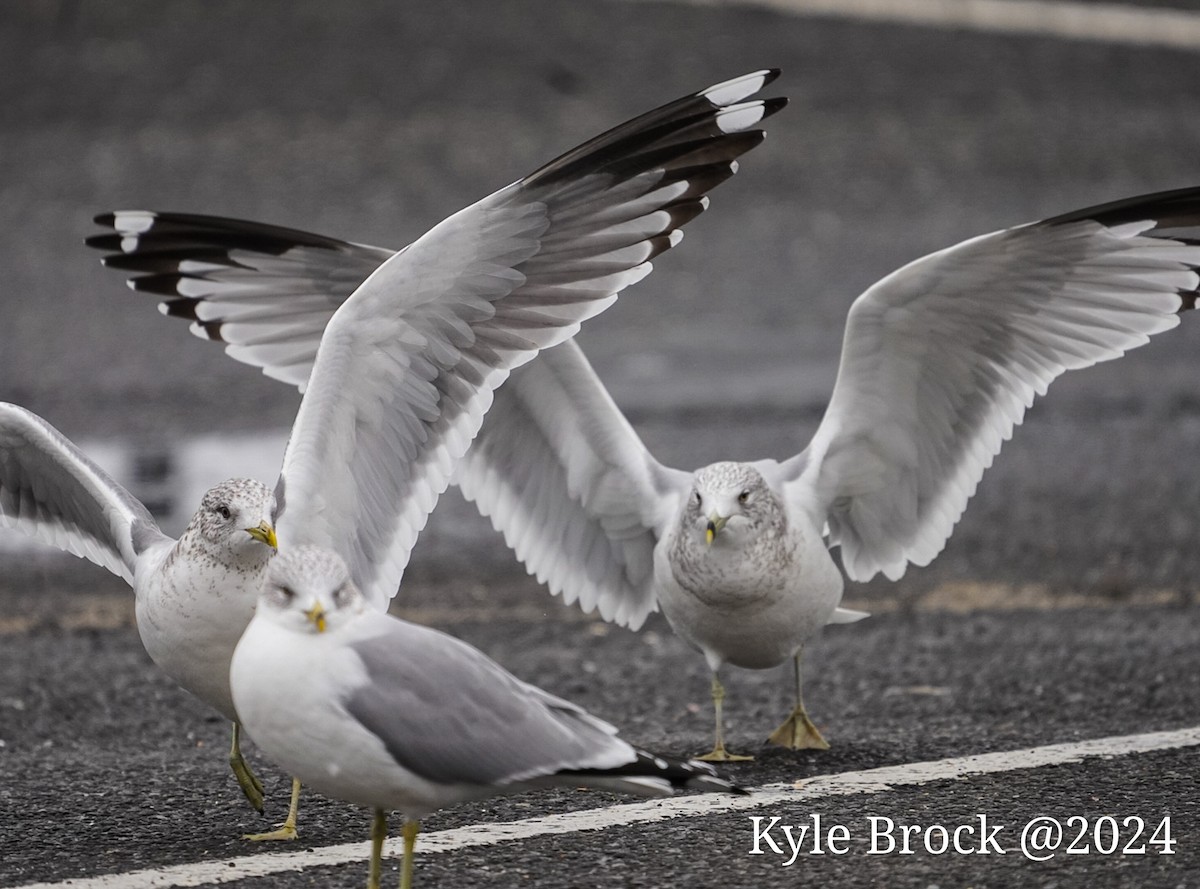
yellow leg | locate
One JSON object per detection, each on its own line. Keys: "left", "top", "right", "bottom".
{"left": 244, "top": 777, "right": 302, "bottom": 841}
{"left": 766, "top": 652, "right": 830, "bottom": 750}
{"left": 229, "top": 722, "right": 265, "bottom": 813}
{"left": 400, "top": 819, "right": 420, "bottom": 889}
{"left": 368, "top": 809, "right": 388, "bottom": 889}
{"left": 696, "top": 673, "right": 753, "bottom": 762}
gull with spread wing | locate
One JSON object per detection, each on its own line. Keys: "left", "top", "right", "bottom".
{"left": 1, "top": 66, "right": 783, "bottom": 841}
{"left": 0, "top": 423, "right": 280, "bottom": 817}
{"left": 89, "top": 178, "right": 1200, "bottom": 761}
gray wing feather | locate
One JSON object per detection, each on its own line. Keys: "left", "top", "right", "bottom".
{"left": 455, "top": 340, "right": 689, "bottom": 629}
{"left": 273, "top": 73, "right": 784, "bottom": 609}
{"left": 86, "top": 211, "right": 390, "bottom": 390}
{"left": 0, "top": 403, "right": 167, "bottom": 582}
{"left": 345, "top": 621, "right": 630, "bottom": 787}
{"left": 90, "top": 72, "right": 786, "bottom": 609}
{"left": 783, "top": 188, "right": 1200, "bottom": 582}
{"left": 91, "top": 215, "right": 681, "bottom": 627}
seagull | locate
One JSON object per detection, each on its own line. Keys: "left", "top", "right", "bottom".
{"left": 232, "top": 544, "right": 744, "bottom": 889}
{"left": 3, "top": 67, "right": 783, "bottom": 841}
{"left": 89, "top": 184, "right": 1200, "bottom": 761}
{"left": 0, "top": 422, "right": 279, "bottom": 818}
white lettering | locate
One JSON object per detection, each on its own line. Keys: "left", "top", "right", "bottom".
{"left": 748, "top": 816, "right": 784, "bottom": 855}
{"left": 868, "top": 816, "right": 895, "bottom": 854}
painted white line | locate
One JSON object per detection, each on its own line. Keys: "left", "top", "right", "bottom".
{"left": 12, "top": 724, "right": 1200, "bottom": 889}
{"left": 623, "top": 0, "right": 1200, "bottom": 51}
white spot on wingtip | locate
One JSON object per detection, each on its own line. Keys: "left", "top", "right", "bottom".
{"left": 698, "top": 196, "right": 711, "bottom": 211}
{"left": 120, "top": 235, "right": 140, "bottom": 253}
{"left": 702, "top": 71, "right": 769, "bottom": 107}
{"left": 716, "top": 101, "right": 766, "bottom": 133}
{"left": 113, "top": 211, "right": 156, "bottom": 235}
{"left": 180, "top": 259, "right": 228, "bottom": 274}
{"left": 668, "top": 230, "right": 683, "bottom": 247}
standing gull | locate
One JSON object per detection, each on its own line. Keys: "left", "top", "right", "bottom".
{"left": 232, "top": 545, "right": 743, "bottom": 889}
{"left": 0, "top": 422, "right": 279, "bottom": 816}
{"left": 1, "top": 65, "right": 783, "bottom": 840}
{"left": 91, "top": 185, "right": 1200, "bottom": 760}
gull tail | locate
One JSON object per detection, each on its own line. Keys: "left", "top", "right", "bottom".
{"left": 557, "top": 749, "right": 749, "bottom": 797}
{"left": 827, "top": 606, "right": 870, "bottom": 624}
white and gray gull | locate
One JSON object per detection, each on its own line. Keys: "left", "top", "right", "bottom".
{"left": 90, "top": 156, "right": 1200, "bottom": 760}
{"left": 0, "top": 422, "right": 277, "bottom": 813}
{"left": 1, "top": 65, "right": 784, "bottom": 842}
{"left": 232, "top": 544, "right": 743, "bottom": 889}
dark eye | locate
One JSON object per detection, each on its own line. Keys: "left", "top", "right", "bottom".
{"left": 693, "top": 491, "right": 702, "bottom": 507}
{"left": 275, "top": 585, "right": 295, "bottom": 602}
{"left": 217, "top": 505, "right": 232, "bottom": 520}
{"left": 738, "top": 490, "right": 750, "bottom": 504}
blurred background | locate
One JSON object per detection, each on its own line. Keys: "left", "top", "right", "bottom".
{"left": 3, "top": 0, "right": 1200, "bottom": 612}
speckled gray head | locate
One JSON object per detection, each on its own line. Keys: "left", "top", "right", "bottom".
{"left": 686, "top": 462, "right": 783, "bottom": 546}
{"left": 261, "top": 545, "right": 366, "bottom": 633}
{"left": 186, "top": 477, "right": 278, "bottom": 560}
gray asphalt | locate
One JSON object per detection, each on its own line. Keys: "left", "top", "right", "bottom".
{"left": 2, "top": 1, "right": 1200, "bottom": 887}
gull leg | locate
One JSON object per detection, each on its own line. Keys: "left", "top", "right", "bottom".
{"left": 229, "top": 722, "right": 265, "bottom": 813}
{"left": 244, "top": 777, "right": 302, "bottom": 841}
{"left": 400, "top": 819, "right": 420, "bottom": 889}
{"left": 368, "top": 809, "right": 388, "bottom": 889}
{"left": 696, "top": 673, "right": 753, "bottom": 762}
{"left": 766, "top": 651, "right": 830, "bottom": 750}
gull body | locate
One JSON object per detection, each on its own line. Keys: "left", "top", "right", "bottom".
{"left": 231, "top": 546, "right": 743, "bottom": 889}
{"left": 656, "top": 462, "right": 842, "bottom": 674}
{"left": 0, "top": 404, "right": 279, "bottom": 809}
{"left": 91, "top": 183, "right": 1200, "bottom": 760}
{"left": 135, "top": 479, "right": 277, "bottom": 718}
{"left": 6, "top": 69, "right": 784, "bottom": 839}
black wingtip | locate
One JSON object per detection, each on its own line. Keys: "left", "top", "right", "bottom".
{"left": 84, "top": 232, "right": 119, "bottom": 251}
{"left": 1043, "top": 185, "right": 1200, "bottom": 230}
{"left": 560, "top": 749, "right": 747, "bottom": 796}
{"left": 761, "top": 95, "right": 788, "bottom": 120}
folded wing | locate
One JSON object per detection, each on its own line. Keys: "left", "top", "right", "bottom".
{"left": 345, "top": 619, "right": 633, "bottom": 787}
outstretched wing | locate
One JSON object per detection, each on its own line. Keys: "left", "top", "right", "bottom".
{"left": 267, "top": 71, "right": 784, "bottom": 609}
{"left": 783, "top": 187, "right": 1200, "bottom": 582}
{"left": 453, "top": 341, "right": 688, "bottom": 629}
{"left": 86, "top": 213, "right": 392, "bottom": 389}
{"left": 0, "top": 403, "right": 169, "bottom": 583}
{"left": 88, "top": 211, "right": 686, "bottom": 626}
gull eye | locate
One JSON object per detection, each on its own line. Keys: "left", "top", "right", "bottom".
{"left": 273, "top": 585, "right": 295, "bottom": 605}
{"left": 333, "top": 584, "right": 351, "bottom": 608}
{"left": 217, "top": 505, "right": 232, "bottom": 521}
{"left": 738, "top": 490, "right": 750, "bottom": 504}
{"left": 693, "top": 491, "right": 702, "bottom": 507}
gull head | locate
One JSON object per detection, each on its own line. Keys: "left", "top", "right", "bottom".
{"left": 686, "top": 462, "right": 781, "bottom": 547}
{"left": 188, "top": 478, "right": 277, "bottom": 563}
{"left": 260, "top": 545, "right": 366, "bottom": 635}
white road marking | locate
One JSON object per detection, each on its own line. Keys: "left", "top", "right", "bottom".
{"left": 14, "top": 724, "right": 1200, "bottom": 889}
{"left": 624, "top": 0, "right": 1200, "bottom": 50}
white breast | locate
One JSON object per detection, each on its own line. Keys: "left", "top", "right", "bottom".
{"left": 654, "top": 508, "right": 843, "bottom": 671}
